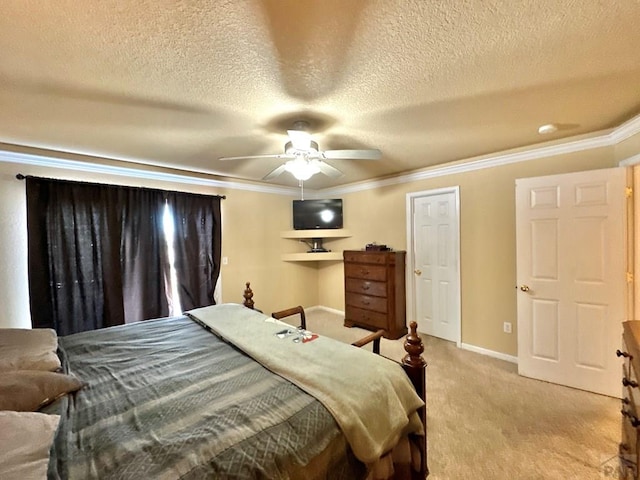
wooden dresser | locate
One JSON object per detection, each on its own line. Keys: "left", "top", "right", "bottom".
{"left": 343, "top": 250, "right": 407, "bottom": 340}
{"left": 619, "top": 321, "right": 640, "bottom": 479}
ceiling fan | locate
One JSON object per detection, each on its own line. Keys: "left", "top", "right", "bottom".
{"left": 219, "top": 121, "right": 382, "bottom": 181}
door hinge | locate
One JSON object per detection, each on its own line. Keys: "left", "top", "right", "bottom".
{"left": 627, "top": 272, "right": 634, "bottom": 283}
{"left": 626, "top": 187, "right": 633, "bottom": 198}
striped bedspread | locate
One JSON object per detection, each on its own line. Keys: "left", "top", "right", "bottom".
{"left": 46, "top": 315, "right": 365, "bottom": 479}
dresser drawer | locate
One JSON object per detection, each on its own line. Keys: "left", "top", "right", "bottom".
{"left": 620, "top": 321, "right": 640, "bottom": 480}
{"left": 345, "top": 278, "right": 387, "bottom": 297}
{"left": 344, "top": 251, "right": 389, "bottom": 264}
{"left": 346, "top": 293, "right": 388, "bottom": 313}
{"left": 345, "top": 306, "right": 388, "bottom": 329}
{"left": 343, "top": 250, "right": 406, "bottom": 339}
{"left": 623, "top": 355, "right": 640, "bottom": 395}
{"left": 345, "top": 263, "right": 387, "bottom": 281}
{"left": 624, "top": 365, "right": 640, "bottom": 417}
{"left": 625, "top": 388, "right": 640, "bottom": 420}
{"left": 621, "top": 411, "right": 639, "bottom": 463}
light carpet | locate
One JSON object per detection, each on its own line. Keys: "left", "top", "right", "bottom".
{"left": 302, "top": 308, "right": 621, "bottom": 480}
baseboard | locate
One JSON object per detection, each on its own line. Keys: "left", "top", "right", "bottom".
{"left": 306, "top": 305, "right": 345, "bottom": 316}
{"left": 307, "top": 307, "right": 519, "bottom": 364}
{"left": 460, "top": 343, "right": 518, "bottom": 364}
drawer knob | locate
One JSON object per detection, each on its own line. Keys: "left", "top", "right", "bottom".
{"left": 617, "top": 349, "right": 633, "bottom": 359}
{"left": 362, "top": 300, "right": 370, "bottom": 305}
{"left": 361, "top": 285, "right": 370, "bottom": 291}
{"left": 623, "top": 377, "right": 639, "bottom": 388}
{"left": 621, "top": 408, "right": 640, "bottom": 427}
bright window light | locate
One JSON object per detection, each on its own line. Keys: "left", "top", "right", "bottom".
{"left": 163, "top": 202, "right": 182, "bottom": 315}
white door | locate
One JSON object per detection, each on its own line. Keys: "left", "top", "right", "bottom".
{"left": 407, "top": 188, "right": 461, "bottom": 343}
{"left": 516, "top": 168, "right": 627, "bottom": 397}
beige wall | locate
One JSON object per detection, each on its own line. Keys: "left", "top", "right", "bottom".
{"left": 317, "top": 146, "right": 620, "bottom": 356}
{"left": 0, "top": 160, "right": 317, "bottom": 328}
{"left": 2, "top": 128, "right": 639, "bottom": 357}
{"left": 616, "top": 132, "right": 640, "bottom": 163}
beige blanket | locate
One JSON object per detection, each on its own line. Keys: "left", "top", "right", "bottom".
{"left": 187, "top": 304, "right": 424, "bottom": 464}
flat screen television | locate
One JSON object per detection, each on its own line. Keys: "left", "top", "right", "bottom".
{"left": 293, "top": 199, "right": 343, "bottom": 230}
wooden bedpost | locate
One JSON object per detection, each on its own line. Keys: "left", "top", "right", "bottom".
{"left": 243, "top": 282, "right": 255, "bottom": 309}
{"left": 402, "top": 321, "right": 428, "bottom": 479}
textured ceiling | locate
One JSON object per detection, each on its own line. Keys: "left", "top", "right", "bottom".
{"left": 1, "top": 0, "right": 639, "bottom": 189}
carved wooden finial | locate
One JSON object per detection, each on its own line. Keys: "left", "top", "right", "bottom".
{"left": 402, "top": 321, "right": 426, "bottom": 368}
{"left": 243, "top": 282, "right": 254, "bottom": 309}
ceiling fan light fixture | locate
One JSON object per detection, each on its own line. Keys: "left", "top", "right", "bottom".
{"left": 287, "top": 129, "right": 312, "bottom": 151}
{"left": 284, "top": 140, "right": 319, "bottom": 155}
{"left": 284, "top": 158, "right": 320, "bottom": 180}
{"left": 221, "top": 121, "right": 379, "bottom": 182}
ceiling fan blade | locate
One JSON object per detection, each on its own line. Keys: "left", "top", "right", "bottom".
{"left": 262, "top": 164, "right": 288, "bottom": 180}
{"left": 219, "top": 154, "right": 294, "bottom": 161}
{"left": 316, "top": 161, "right": 344, "bottom": 178}
{"left": 287, "top": 129, "right": 312, "bottom": 150}
{"left": 323, "top": 149, "right": 382, "bottom": 160}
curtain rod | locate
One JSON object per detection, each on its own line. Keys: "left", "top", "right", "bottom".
{"left": 15, "top": 174, "right": 226, "bottom": 199}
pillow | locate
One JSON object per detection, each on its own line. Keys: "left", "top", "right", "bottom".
{"left": 0, "top": 371, "right": 84, "bottom": 411}
{"left": 0, "top": 328, "right": 61, "bottom": 372}
{"left": 0, "top": 411, "right": 60, "bottom": 479}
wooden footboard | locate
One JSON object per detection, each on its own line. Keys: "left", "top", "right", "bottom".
{"left": 242, "top": 282, "right": 255, "bottom": 309}
{"left": 402, "top": 321, "right": 428, "bottom": 479}
{"left": 243, "top": 282, "right": 428, "bottom": 479}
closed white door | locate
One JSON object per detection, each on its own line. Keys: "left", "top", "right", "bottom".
{"left": 407, "top": 188, "right": 460, "bottom": 343}
{"left": 516, "top": 167, "right": 627, "bottom": 397}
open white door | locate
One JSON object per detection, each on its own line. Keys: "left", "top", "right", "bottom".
{"left": 516, "top": 167, "right": 627, "bottom": 397}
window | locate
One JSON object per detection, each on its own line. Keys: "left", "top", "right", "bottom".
{"left": 26, "top": 177, "right": 222, "bottom": 334}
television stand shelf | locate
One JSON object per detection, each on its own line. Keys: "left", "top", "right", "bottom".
{"left": 281, "top": 229, "right": 351, "bottom": 262}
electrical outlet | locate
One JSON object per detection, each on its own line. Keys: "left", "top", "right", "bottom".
{"left": 222, "top": 257, "right": 228, "bottom": 265}
{"left": 503, "top": 322, "right": 512, "bottom": 334}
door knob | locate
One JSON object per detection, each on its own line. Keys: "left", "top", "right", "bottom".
{"left": 519, "top": 285, "right": 530, "bottom": 292}
{"left": 414, "top": 269, "right": 422, "bottom": 276}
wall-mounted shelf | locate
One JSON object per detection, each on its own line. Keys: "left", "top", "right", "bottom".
{"left": 280, "top": 229, "right": 351, "bottom": 239}
{"left": 281, "top": 252, "right": 344, "bottom": 262}
{"left": 281, "top": 229, "right": 351, "bottom": 262}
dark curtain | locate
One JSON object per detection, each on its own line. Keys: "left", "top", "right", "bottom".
{"left": 26, "top": 178, "right": 170, "bottom": 335}
{"left": 27, "top": 178, "right": 125, "bottom": 334}
{"left": 120, "top": 188, "right": 169, "bottom": 323}
{"left": 168, "top": 192, "right": 222, "bottom": 310}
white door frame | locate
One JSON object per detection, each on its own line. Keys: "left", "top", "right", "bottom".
{"left": 406, "top": 186, "right": 462, "bottom": 346}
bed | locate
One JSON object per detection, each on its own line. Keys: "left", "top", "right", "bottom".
{"left": 25, "top": 286, "right": 428, "bottom": 479}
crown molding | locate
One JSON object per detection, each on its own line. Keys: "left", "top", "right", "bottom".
{"left": 2, "top": 113, "right": 640, "bottom": 198}
{"left": 318, "top": 115, "right": 640, "bottom": 197}
{"left": 0, "top": 148, "right": 300, "bottom": 197}
{"left": 318, "top": 131, "right": 617, "bottom": 196}
{"left": 609, "top": 114, "right": 640, "bottom": 144}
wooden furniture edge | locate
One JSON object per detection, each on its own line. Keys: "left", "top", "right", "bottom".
{"left": 402, "top": 320, "right": 429, "bottom": 479}
{"left": 351, "top": 329, "right": 385, "bottom": 355}
{"left": 271, "top": 305, "right": 307, "bottom": 330}
{"left": 242, "top": 282, "right": 255, "bottom": 309}
{"left": 248, "top": 287, "right": 429, "bottom": 479}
